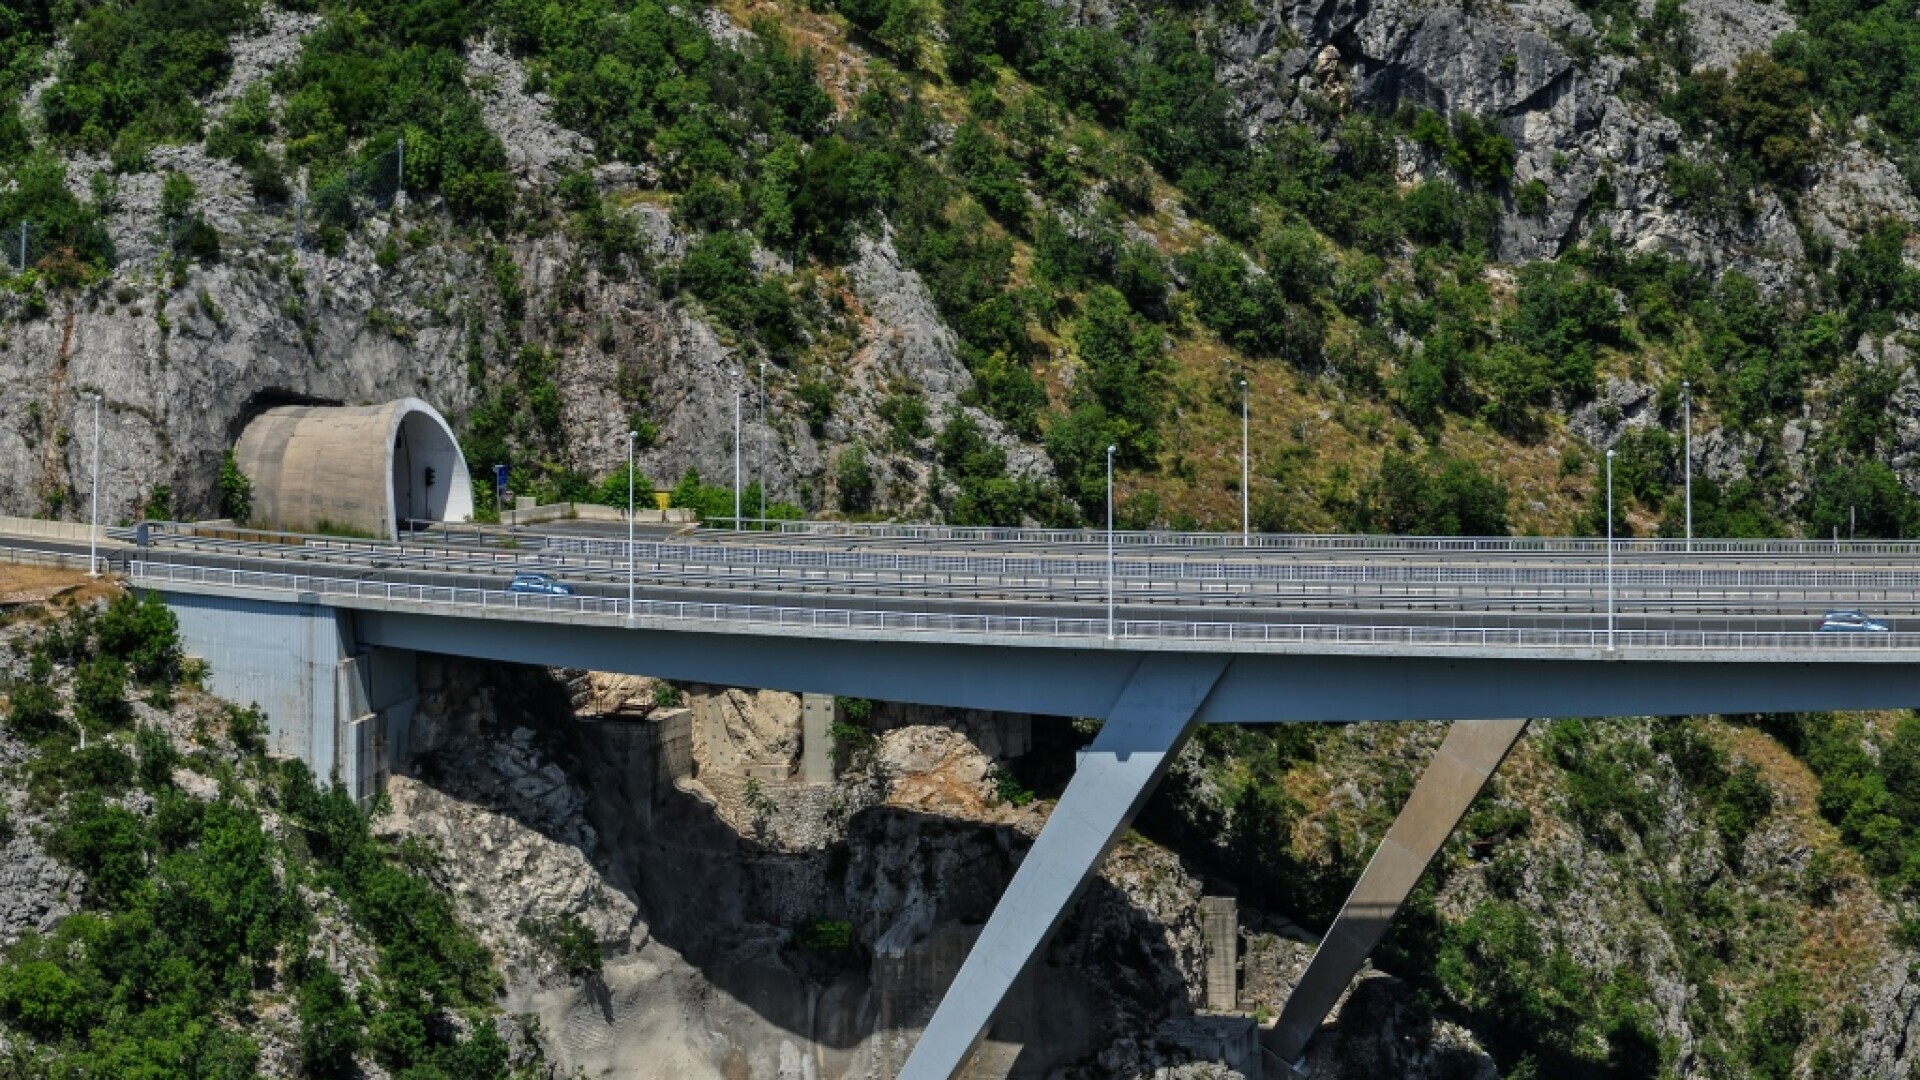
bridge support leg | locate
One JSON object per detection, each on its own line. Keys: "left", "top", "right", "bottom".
{"left": 1266, "top": 718, "right": 1528, "bottom": 1067}
{"left": 899, "top": 654, "right": 1228, "bottom": 1080}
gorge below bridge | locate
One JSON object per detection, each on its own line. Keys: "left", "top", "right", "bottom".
{"left": 14, "top": 517, "right": 1920, "bottom": 1078}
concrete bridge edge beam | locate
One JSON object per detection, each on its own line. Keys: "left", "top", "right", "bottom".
{"left": 897, "top": 653, "right": 1230, "bottom": 1080}
{"left": 1265, "top": 717, "right": 1530, "bottom": 1067}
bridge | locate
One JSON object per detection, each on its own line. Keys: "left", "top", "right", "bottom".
{"left": 10, "top": 518, "right": 1920, "bottom": 1077}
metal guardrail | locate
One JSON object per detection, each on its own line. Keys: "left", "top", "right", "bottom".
{"left": 128, "top": 559, "right": 1920, "bottom": 653}
{"left": 128, "top": 530, "right": 1920, "bottom": 611}
{"left": 698, "top": 518, "right": 1920, "bottom": 557}
{"left": 0, "top": 545, "right": 96, "bottom": 572}
{"left": 147, "top": 518, "right": 1920, "bottom": 559}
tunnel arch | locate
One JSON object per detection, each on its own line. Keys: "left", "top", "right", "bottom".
{"left": 233, "top": 397, "right": 474, "bottom": 539}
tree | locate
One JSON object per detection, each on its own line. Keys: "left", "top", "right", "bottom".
{"left": 834, "top": 445, "right": 875, "bottom": 513}
{"left": 73, "top": 656, "right": 130, "bottom": 729}
{"left": 1352, "top": 452, "right": 1510, "bottom": 536}
{"left": 4, "top": 680, "right": 63, "bottom": 741}
{"left": 1806, "top": 459, "right": 1917, "bottom": 539}
{"left": 220, "top": 451, "right": 252, "bottom": 523}
{"left": 96, "top": 591, "right": 182, "bottom": 686}
{"left": 593, "top": 464, "right": 655, "bottom": 511}
{"left": 1072, "top": 286, "right": 1163, "bottom": 464}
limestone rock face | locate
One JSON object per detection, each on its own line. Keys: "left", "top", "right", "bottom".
{"left": 1208, "top": 0, "right": 1877, "bottom": 285}
{"left": 387, "top": 660, "right": 1403, "bottom": 1078}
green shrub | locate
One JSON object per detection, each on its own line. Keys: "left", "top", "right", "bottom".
{"left": 73, "top": 656, "right": 130, "bottom": 729}
{"left": 228, "top": 703, "right": 268, "bottom": 755}
{"left": 793, "top": 917, "right": 855, "bottom": 954}
{"left": 834, "top": 445, "right": 875, "bottom": 513}
{"left": 830, "top": 719, "right": 878, "bottom": 771}
{"left": 669, "top": 470, "right": 738, "bottom": 523}
{"left": 135, "top": 724, "right": 179, "bottom": 790}
{"left": 50, "top": 792, "right": 150, "bottom": 908}
{"left": 989, "top": 766, "right": 1034, "bottom": 806}
{"left": 40, "top": 0, "right": 258, "bottom": 151}
{"left": 519, "top": 914, "right": 602, "bottom": 978}
{"left": 1349, "top": 452, "right": 1510, "bottom": 536}
{"left": 219, "top": 451, "right": 253, "bottom": 523}
{"left": 0, "top": 958, "right": 98, "bottom": 1042}
{"left": 593, "top": 464, "right": 655, "bottom": 511}
{"left": 97, "top": 591, "right": 183, "bottom": 686}
{"left": 796, "top": 379, "right": 835, "bottom": 436}
{"left": 4, "top": 680, "right": 63, "bottom": 741}
{"left": 297, "top": 966, "right": 362, "bottom": 1079}
{"left": 879, "top": 393, "right": 932, "bottom": 451}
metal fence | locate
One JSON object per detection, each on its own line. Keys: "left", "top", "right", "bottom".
{"left": 127, "top": 559, "right": 1920, "bottom": 654}
{"left": 132, "top": 523, "right": 1920, "bottom": 606}
{"left": 2, "top": 221, "right": 49, "bottom": 275}
{"left": 704, "top": 518, "right": 1920, "bottom": 558}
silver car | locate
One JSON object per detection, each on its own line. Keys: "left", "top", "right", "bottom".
{"left": 1817, "top": 610, "right": 1888, "bottom": 632}
{"left": 507, "top": 572, "right": 573, "bottom": 597}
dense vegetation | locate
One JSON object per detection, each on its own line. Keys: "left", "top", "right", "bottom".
{"left": 0, "top": 592, "right": 523, "bottom": 1078}
{"left": 4, "top": 0, "right": 1919, "bottom": 533}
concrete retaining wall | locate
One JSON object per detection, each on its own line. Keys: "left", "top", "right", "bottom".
{"left": 503, "top": 503, "right": 696, "bottom": 525}
{"left": 0, "top": 515, "right": 108, "bottom": 544}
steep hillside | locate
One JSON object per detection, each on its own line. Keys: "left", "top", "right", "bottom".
{"left": 5, "top": 0, "right": 1920, "bottom": 1077}
{"left": 0, "top": 0, "right": 1915, "bottom": 533}
{"left": 0, "top": 573, "right": 543, "bottom": 1077}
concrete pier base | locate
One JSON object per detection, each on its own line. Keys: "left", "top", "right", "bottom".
{"left": 1266, "top": 718, "right": 1529, "bottom": 1065}
{"left": 1202, "top": 896, "right": 1240, "bottom": 1011}
{"left": 802, "top": 692, "right": 837, "bottom": 783}
{"left": 168, "top": 594, "right": 414, "bottom": 802}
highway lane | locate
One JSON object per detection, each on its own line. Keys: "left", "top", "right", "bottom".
{"left": 15, "top": 527, "right": 1920, "bottom": 635}
{"left": 90, "top": 542, "right": 1909, "bottom": 636}
{"left": 131, "top": 553, "right": 1892, "bottom": 638}
{"left": 127, "top": 529, "right": 1920, "bottom": 615}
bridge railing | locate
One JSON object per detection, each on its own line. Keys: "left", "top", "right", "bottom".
{"left": 136, "top": 518, "right": 1920, "bottom": 560}
{"left": 700, "top": 518, "right": 1920, "bottom": 557}
{"left": 124, "top": 530, "right": 1920, "bottom": 609}
{"left": 128, "top": 559, "right": 1920, "bottom": 653}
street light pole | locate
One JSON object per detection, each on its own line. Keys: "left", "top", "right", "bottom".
{"left": 1682, "top": 380, "right": 1692, "bottom": 552}
{"left": 1240, "top": 378, "right": 1249, "bottom": 545}
{"left": 1106, "top": 444, "right": 1117, "bottom": 641}
{"left": 1606, "top": 448, "right": 1616, "bottom": 651}
{"left": 758, "top": 360, "right": 767, "bottom": 525}
{"left": 732, "top": 380, "right": 742, "bottom": 530}
{"left": 88, "top": 393, "right": 101, "bottom": 577}
{"left": 627, "top": 429, "right": 637, "bottom": 622}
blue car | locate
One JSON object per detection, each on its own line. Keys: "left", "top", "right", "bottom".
{"left": 1817, "top": 609, "right": 1887, "bottom": 632}
{"left": 507, "top": 572, "right": 573, "bottom": 597}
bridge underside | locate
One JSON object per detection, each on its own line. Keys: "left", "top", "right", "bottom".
{"left": 354, "top": 608, "right": 1920, "bottom": 723}
{"left": 162, "top": 593, "right": 1920, "bottom": 1078}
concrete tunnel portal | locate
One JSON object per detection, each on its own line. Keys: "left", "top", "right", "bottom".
{"left": 234, "top": 397, "right": 474, "bottom": 540}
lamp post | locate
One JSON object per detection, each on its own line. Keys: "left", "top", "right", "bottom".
{"left": 627, "top": 429, "right": 637, "bottom": 621}
{"left": 732, "top": 380, "right": 742, "bottom": 530}
{"left": 1606, "top": 448, "right": 1616, "bottom": 651}
{"left": 1106, "top": 444, "right": 1116, "bottom": 641}
{"left": 88, "top": 393, "right": 101, "bottom": 577}
{"left": 758, "top": 360, "right": 767, "bottom": 525}
{"left": 1240, "top": 378, "right": 1249, "bottom": 545}
{"left": 1682, "top": 380, "right": 1692, "bottom": 552}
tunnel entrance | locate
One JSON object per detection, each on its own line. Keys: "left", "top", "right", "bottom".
{"left": 234, "top": 397, "right": 474, "bottom": 540}
{"left": 391, "top": 408, "right": 470, "bottom": 534}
